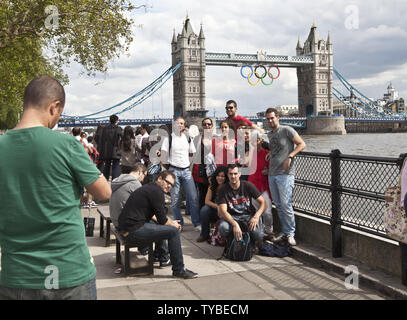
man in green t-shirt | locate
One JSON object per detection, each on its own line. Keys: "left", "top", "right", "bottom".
{"left": 0, "top": 76, "right": 111, "bottom": 300}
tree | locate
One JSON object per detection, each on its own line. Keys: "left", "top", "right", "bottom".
{"left": 0, "top": 0, "right": 135, "bottom": 129}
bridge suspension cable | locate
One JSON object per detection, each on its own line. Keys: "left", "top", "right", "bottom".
{"left": 60, "top": 62, "right": 182, "bottom": 120}
{"left": 333, "top": 68, "right": 405, "bottom": 118}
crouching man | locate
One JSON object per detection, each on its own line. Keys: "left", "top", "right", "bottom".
{"left": 217, "top": 164, "right": 267, "bottom": 247}
{"left": 118, "top": 171, "right": 198, "bottom": 279}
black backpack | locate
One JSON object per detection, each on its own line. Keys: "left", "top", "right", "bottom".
{"left": 221, "top": 220, "right": 255, "bottom": 261}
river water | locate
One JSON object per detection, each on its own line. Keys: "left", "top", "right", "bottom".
{"left": 301, "top": 132, "right": 407, "bottom": 158}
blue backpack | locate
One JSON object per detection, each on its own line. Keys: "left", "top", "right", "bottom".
{"left": 258, "top": 241, "right": 292, "bottom": 258}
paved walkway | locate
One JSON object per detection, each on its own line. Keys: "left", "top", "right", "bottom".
{"left": 84, "top": 205, "right": 391, "bottom": 300}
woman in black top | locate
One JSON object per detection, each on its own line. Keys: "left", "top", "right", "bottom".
{"left": 196, "top": 166, "right": 228, "bottom": 242}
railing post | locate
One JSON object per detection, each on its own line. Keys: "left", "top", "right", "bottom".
{"left": 398, "top": 153, "right": 407, "bottom": 285}
{"left": 330, "top": 149, "right": 343, "bottom": 258}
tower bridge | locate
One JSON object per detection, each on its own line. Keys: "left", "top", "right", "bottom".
{"left": 59, "top": 16, "right": 406, "bottom": 134}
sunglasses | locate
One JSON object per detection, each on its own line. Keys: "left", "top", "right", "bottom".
{"left": 202, "top": 122, "right": 212, "bottom": 127}
{"left": 163, "top": 178, "right": 174, "bottom": 188}
{"left": 225, "top": 106, "right": 234, "bottom": 110}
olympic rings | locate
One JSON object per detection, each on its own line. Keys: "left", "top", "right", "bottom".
{"left": 240, "top": 64, "right": 280, "bottom": 86}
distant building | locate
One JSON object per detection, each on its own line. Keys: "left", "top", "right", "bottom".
{"left": 275, "top": 105, "right": 299, "bottom": 116}
{"left": 376, "top": 83, "right": 406, "bottom": 114}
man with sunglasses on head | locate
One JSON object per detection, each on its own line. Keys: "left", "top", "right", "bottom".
{"left": 118, "top": 171, "right": 198, "bottom": 279}
{"left": 225, "top": 100, "right": 264, "bottom": 135}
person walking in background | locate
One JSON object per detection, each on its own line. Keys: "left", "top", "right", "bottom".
{"left": 120, "top": 126, "right": 137, "bottom": 174}
{"left": 0, "top": 76, "right": 111, "bottom": 300}
{"left": 265, "top": 108, "right": 306, "bottom": 246}
{"left": 100, "top": 114, "right": 122, "bottom": 181}
{"left": 196, "top": 166, "right": 228, "bottom": 243}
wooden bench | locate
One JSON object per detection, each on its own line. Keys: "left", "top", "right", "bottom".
{"left": 111, "top": 225, "right": 154, "bottom": 276}
{"left": 96, "top": 206, "right": 115, "bottom": 247}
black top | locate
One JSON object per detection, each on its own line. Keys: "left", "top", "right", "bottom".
{"left": 217, "top": 180, "right": 261, "bottom": 217}
{"left": 118, "top": 182, "right": 168, "bottom": 232}
{"left": 99, "top": 124, "right": 123, "bottom": 160}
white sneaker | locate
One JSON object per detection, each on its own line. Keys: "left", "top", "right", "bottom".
{"left": 89, "top": 201, "right": 98, "bottom": 208}
{"left": 287, "top": 235, "right": 296, "bottom": 246}
{"left": 194, "top": 225, "right": 202, "bottom": 232}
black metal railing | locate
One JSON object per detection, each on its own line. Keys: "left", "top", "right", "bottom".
{"left": 293, "top": 150, "right": 407, "bottom": 284}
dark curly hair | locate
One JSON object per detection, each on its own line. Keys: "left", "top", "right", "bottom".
{"left": 209, "top": 166, "right": 229, "bottom": 194}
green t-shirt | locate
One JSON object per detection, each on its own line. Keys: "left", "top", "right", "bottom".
{"left": 0, "top": 127, "right": 100, "bottom": 289}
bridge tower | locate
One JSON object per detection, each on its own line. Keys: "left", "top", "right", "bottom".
{"left": 296, "top": 23, "right": 333, "bottom": 116}
{"left": 171, "top": 16, "right": 208, "bottom": 121}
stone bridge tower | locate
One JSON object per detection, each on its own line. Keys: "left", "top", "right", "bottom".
{"left": 296, "top": 23, "right": 333, "bottom": 116}
{"left": 171, "top": 16, "right": 207, "bottom": 121}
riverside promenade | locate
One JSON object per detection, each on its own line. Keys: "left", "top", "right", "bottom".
{"left": 83, "top": 204, "right": 407, "bottom": 301}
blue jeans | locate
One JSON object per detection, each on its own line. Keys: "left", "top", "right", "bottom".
{"left": 125, "top": 221, "right": 184, "bottom": 273}
{"left": 103, "top": 159, "right": 120, "bottom": 180}
{"left": 218, "top": 215, "right": 264, "bottom": 243}
{"left": 268, "top": 175, "right": 295, "bottom": 236}
{"left": 199, "top": 205, "right": 219, "bottom": 239}
{"left": 0, "top": 277, "right": 97, "bottom": 300}
{"left": 169, "top": 167, "right": 200, "bottom": 227}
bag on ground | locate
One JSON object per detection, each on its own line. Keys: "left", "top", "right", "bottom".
{"left": 223, "top": 220, "right": 255, "bottom": 261}
{"left": 258, "top": 241, "right": 292, "bottom": 258}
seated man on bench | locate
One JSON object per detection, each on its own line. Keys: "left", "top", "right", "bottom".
{"left": 110, "top": 163, "right": 170, "bottom": 267}
{"left": 118, "top": 171, "right": 198, "bottom": 279}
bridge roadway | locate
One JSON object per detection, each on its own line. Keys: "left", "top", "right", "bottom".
{"left": 58, "top": 116, "right": 407, "bottom": 129}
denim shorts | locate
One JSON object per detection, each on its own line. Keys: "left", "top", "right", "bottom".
{"left": 0, "top": 277, "right": 97, "bottom": 300}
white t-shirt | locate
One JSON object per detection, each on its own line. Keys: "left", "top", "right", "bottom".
{"left": 161, "top": 133, "right": 196, "bottom": 168}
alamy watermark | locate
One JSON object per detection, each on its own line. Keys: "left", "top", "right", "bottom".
{"left": 344, "top": 265, "right": 359, "bottom": 290}
{"left": 44, "top": 265, "right": 59, "bottom": 289}
{"left": 344, "top": 5, "right": 359, "bottom": 30}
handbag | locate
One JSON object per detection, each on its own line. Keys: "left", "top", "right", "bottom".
{"left": 383, "top": 159, "right": 407, "bottom": 243}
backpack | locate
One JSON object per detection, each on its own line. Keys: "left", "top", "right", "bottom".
{"left": 221, "top": 220, "right": 255, "bottom": 261}
{"left": 258, "top": 241, "right": 292, "bottom": 258}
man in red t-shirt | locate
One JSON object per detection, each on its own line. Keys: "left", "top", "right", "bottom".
{"left": 225, "top": 100, "right": 264, "bottom": 135}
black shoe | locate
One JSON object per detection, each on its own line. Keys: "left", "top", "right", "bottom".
{"left": 159, "top": 258, "right": 171, "bottom": 268}
{"left": 173, "top": 268, "right": 198, "bottom": 279}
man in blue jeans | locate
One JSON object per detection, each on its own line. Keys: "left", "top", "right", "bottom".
{"left": 118, "top": 171, "right": 198, "bottom": 279}
{"left": 217, "top": 164, "right": 267, "bottom": 247}
{"left": 265, "top": 108, "right": 306, "bottom": 246}
{"left": 161, "top": 117, "right": 201, "bottom": 230}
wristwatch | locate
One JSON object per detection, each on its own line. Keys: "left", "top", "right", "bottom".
{"left": 288, "top": 156, "right": 294, "bottom": 159}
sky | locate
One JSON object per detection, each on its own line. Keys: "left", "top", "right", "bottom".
{"left": 62, "top": 0, "right": 407, "bottom": 119}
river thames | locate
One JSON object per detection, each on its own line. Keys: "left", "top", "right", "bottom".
{"left": 301, "top": 132, "right": 407, "bottom": 157}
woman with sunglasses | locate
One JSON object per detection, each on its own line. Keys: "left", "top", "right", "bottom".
{"left": 196, "top": 166, "right": 229, "bottom": 242}
{"left": 192, "top": 118, "right": 215, "bottom": 208}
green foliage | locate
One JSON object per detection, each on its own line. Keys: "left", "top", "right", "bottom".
{"left": 0, "top": 0, "right": 135, "bottom": 129}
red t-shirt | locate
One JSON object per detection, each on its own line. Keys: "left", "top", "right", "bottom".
{"left": 213, "top": 137, "right": 236, "bottom": 166}
{"left": 248, "top": 148, "right": 271, "bottom": 199}
{"left": 229, "top": 115, "right": 253, "bottom": 129}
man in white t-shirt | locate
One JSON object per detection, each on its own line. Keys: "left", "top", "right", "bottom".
{"left": 161, "top": 117, "right": 201, "bottom": 230}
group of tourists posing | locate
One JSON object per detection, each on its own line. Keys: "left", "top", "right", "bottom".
{"left": 106, "top": 99, "right": 306, "bottom": 279}
{"left": 0, "top": 76, "right": 305, "bottom": 299}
